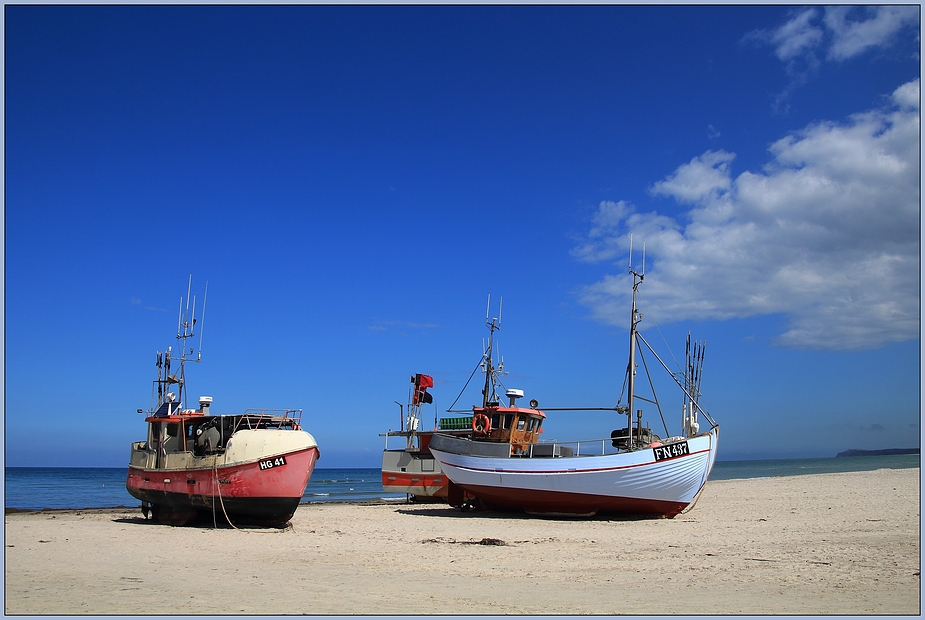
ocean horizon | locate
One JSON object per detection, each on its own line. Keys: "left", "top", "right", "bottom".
{"left": 5, "top": 454, "right": 920, "bottom": 511}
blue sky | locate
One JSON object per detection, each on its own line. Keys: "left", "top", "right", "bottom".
{"left": 5, "top": 5, "right": 920, "bottom": 468}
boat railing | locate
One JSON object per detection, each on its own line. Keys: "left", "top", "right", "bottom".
{"left": 236, "top": 408, "right": 304, "bottom": 432}
{"left": 382, "top": 432, "right": 407, "bottom": 451}
{"left": 380, "top": 426, "right": 473, "bottom": 451}
{"left": 526, "top": 435, "right": 673, "bottom": 458}
{"left": 525, "top": 438, "right": 609, "bottom": 458}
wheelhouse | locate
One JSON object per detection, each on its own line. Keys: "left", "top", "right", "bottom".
{"left": 471, "top": 405, "right": 545, "bottom": 455}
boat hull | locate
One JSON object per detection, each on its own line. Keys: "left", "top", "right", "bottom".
{"left": 126, "top": 440, "right": 319, "bottom": 526}
{"left": 380, "top": 431, "right": 470, "bottom": 499}
{"left": 429, "top": 427, "right": 719, "bottom": 518}
{"left": 381, "top": 446, "right": 450, "bottom": 497}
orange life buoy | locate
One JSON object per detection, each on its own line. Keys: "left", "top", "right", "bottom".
{"left": 472, "top": 413, "right": 492, "bottom": 435}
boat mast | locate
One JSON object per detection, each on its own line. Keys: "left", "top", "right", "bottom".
{"left": 481, "top": 295, "right": 503, "bottom": 407}
{"left": 406, "top": 384, "right": 420, "bottom": 449}
{"left": 405, "top": 373, "right": 434, "bottom": 448}
{"left": 626, "top": 239, "right": 644, "bottom": 449}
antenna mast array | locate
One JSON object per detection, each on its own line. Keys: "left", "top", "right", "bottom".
{"left": 153, "top": 276, "right": 208, "bottom": 412}
{"left": 683, "top": 333, "right": 706, "bottom": 436}
{"left": 481, "top": 295, "right": 505, "bottom": 407}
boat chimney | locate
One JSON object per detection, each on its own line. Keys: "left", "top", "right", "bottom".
{"left": 199, "top": 396, "right": 213, "bottom": 415}
{"left": 506, "top": 389, "right": 524, "bottom": 407}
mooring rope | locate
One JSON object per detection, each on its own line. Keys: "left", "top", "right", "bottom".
{"left": 212, "top": 456, "right": 239, "bottom": 530}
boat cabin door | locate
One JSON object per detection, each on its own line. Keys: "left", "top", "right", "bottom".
{"left": 151, "top": 421, "right": 181, "bottom": 468}
{"left": 149, "top": 422, "right": 166, "bottom": 468}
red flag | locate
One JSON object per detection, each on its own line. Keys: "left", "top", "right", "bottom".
{"left": 412, "top": 374, "right": 434, "bottom": 405}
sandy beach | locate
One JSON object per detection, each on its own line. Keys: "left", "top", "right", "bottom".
{"left": 4, "top": 467, "right": 919, "bottom": 615}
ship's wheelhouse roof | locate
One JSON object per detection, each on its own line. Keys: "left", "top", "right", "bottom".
{"left": 473, "top": 406, "right": 546, "bottom": 420}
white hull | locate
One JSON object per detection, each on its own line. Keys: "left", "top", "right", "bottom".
{"left": 429, "top": 427, "right": 719, "bottom": 517}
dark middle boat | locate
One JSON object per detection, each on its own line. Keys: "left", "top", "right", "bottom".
{"left": 380, "top": 373, "right": 472, "bottom": 501}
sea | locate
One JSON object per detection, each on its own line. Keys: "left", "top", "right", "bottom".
{"left": 4, "top": 454, "right": 920, "bottom": 511}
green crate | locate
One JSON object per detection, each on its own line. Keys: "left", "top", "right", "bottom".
{"left": 439, "top": 416, "right": 472, "bottom": 431}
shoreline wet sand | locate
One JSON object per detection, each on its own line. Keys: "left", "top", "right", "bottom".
{"left": 5, "top": 467, "right": 919, "bottom": 615}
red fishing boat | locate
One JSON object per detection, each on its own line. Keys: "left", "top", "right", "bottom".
{"left": 126, "top": 279, "right": 320, "bottom": 526}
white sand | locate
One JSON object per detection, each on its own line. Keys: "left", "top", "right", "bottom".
{"left": 4, "top": 467, "right": 919, "bottom": 615}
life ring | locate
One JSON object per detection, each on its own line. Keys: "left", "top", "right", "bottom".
{"left": 472, "top": 413, "right": 492, "bottom": 435}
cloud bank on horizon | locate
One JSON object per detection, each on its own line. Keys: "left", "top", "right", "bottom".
{"left": 573, "top": 7, "right": 919, "bottom": 352}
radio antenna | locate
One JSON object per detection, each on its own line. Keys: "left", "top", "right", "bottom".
{"left": 628, "top": 234, "right": 646, "bottom": 278}
{"left": 198, "top": 281, "right": 208, "bottom": 361}
{"left": 628, "top": 233, "right": 633, "bottom": 270}
{"left": 185, "top": 275, "right": 192, "bottom": 334}
{"left": 191, "top": 295, "right": 197, "bottom": 358}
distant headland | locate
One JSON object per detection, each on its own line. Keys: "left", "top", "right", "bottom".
{"left": 836, "top": 448, "right": 920, "bottom": 457}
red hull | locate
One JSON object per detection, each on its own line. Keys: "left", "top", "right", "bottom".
{"left": 126, "top": 446, "right": 319, "bottom": 525}
{"left": 454, "top": 482, "right": 688, "bottom": 518}
{"left": 381, "top": 471, "right": 449, "bottom": 497}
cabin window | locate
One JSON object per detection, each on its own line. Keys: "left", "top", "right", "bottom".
{"left": 166, "top": 423, "right": 179, "bottom": 437}
{"left": 502, "top": 414, "right": 513, "bottom": 430}
{"left": 490, "top": 414, "right": 500, "bottom": 430}
{"left": 516, "top": 417, "right": 526, "bottom": 431}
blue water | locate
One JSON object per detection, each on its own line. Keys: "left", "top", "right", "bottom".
{"left": 3, "top": 467, "right": 398, "bottom": 511}
{"left": 708, "top": 453, "right": 920, "bottom": 480}
{"left": 4, "top": 454, "right": 920, "bottom": 511}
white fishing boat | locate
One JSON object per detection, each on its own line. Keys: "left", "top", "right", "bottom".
{"left": 429, "top": 252, "right": 720, "bottom": 518}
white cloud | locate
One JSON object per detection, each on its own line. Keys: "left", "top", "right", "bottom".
{"left": 367, "top": 319, "right": 442, "bottom": 332}
{"left": 766, "top": 8, "right": 825, "bottom": 62}
{"left": 824, "top": 6, "right": 920, "bottom": 61}
{"left": 749, "top": 6, "right": 919, "bottom": 63}
{"left": 572, "top": 80, "right": 920, "bottom": 351}
{"left": 745, "top": 7, "right": 918, "bottom": 110}
{"left": 650, "top": 150, "right": 735, "bottom": 205}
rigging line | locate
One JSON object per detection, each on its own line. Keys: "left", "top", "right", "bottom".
{"left": 616, "top": 365, "right": 629, "bottom": 406}
{"left": 212, "top": 457, "right": 218, "bottom": 529}
{"left": 493, "top": 371, "right": 510, "bottom": 398}
{"left": 445, "top": 352, "right": 488, "bottom": 412}
{"left": 636, "top": 345, "right": 670, "bottom": 437}
{"left": 640, "top": 296, "right": 682, "bottom": 374}
{"left": 636, "top": 332, "right": 717, "bottom": 429}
